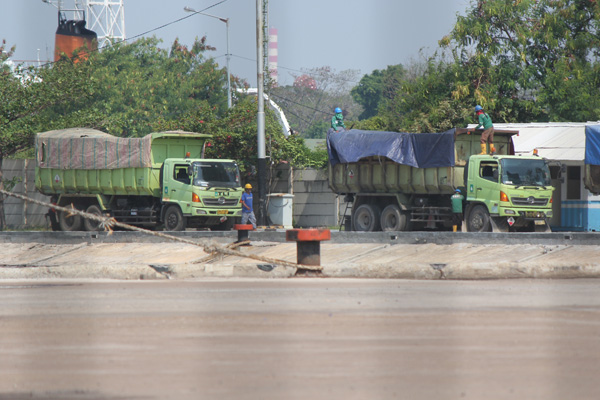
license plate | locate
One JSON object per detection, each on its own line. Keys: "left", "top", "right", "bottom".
{"left": 217, "top": 210, "right": 228, "bottom": 215}
{"left": 534, "top": 220, "right": 546, "bottom": 225}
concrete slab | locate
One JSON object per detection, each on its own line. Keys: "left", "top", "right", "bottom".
{"left": 1, "top": 239, "right": 600, "bottom": 280}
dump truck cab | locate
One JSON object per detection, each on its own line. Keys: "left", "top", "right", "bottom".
{"left": 161, "top": 158, "right": 242, "bottom": 230}
{"left": 465, "top": 154, "right": 554, "bottom": 232}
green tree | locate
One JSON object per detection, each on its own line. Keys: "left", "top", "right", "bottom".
{"left": 153, "top": 96, "right": 326, "bottom": 175}
{"left": 78, "top": 36, "right": 232, "bottom": 136}
{"left": 442, "top": 0, "right": 600, "bottom": 122}
{"left": 351, "top": 65, "right": 407, "bottom": 120}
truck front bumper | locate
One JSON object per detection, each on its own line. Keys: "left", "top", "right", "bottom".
{"left": 189, "top": 207, "right": 242, "bottom": 218}
{"left": 498, "top": 208, "right": 552, "bottom": 219}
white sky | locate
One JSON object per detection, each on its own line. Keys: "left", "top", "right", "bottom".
{"left": 1, "top": 0, "right": 471, "bottom": 86}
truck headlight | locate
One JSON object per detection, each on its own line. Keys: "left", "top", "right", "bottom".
{"left": 505, "top": 209, "right": 516, "bottom": 215}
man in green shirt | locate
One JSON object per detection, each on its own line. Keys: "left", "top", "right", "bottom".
{"left": 474, "top": 105, "right": 495, "bottom": 154}
{"left": 331, "top": 107, "right": 346, "bottom": 132}
{"left": 451, "top": 189, "right": 464, "bottom": 232}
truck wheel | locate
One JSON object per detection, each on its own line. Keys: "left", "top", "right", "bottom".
{"left": 380, "top": 205, "right": 407, "bottom": 231}
{"left": 58, "top": 209, "right": 82, "bottom": 231}
{"left": 83, "top": 205, "right": 104, "bottom": 231}
{"left": 164, "top": 205, "right": 186, "bottom": 231}
{"left": 467, "top": 205, "right": 491, "bottom": 232}
{"left": 352, "top": 204, "right": 381, "bottom": 232}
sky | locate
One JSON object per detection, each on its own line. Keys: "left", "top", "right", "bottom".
{"left": 1, "top": 0, "right": 471, "bottom": 87}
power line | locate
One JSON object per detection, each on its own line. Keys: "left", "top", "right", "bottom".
{"left": 232, "top": 54, "right": 362, "bottom": 85}
{"left": 269, "top": 93, "right": 331, "bottom": 116}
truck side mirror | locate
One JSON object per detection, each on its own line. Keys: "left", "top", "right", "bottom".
{"left": 187, "top": 165, "right": 193, "bottom": 176}
{"left": 493, "top": 169, "right": 498, "bottom": 180}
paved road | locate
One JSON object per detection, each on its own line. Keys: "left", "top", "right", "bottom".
{"left": 1, "top": 278, "right": 599, "bottom": 400}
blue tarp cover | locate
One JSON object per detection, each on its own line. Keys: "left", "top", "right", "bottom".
{"left": 327, "top": 128, "right": 456, "bottom": 168}
{"left": 585, "top": 125, "right": 600, "bottom": 165}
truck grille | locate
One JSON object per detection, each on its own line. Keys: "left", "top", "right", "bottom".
{"left": 511, "top": 196, "right": 549, "bottom": 207}
{"left": 203, "top": 198, "right": 239, "bottom": 207}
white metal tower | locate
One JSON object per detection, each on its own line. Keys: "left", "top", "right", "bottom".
{"left": 85, "top": 0, "right": 126, "bottom": 48}
{"left": 42, "top": 0, "right": 126, "bottom": 48}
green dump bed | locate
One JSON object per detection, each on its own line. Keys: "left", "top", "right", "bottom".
{"left": 328, "top": 128, "right": 517, "bottom": 195}
{"left": 35, "top": 128, "right": 210, "bottom": 197}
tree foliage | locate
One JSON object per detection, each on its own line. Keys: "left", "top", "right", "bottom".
{"left": 351, "top": 65, "right": 407, "bottom": 120}
{"left": 443, "top": 0, "right": 600, "bottom": 122}
{"left": 355, "top": 0, "right": 600, "bottom": 134}
{"left": 270, "top": 67, "right": 363, "bottom": 138}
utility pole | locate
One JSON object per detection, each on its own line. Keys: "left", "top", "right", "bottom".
{"left": 256, "top": 0, "right": 267, "bottom": 226}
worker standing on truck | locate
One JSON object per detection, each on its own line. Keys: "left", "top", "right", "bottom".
{"left": 451, "top": 189, "right": 464, "bottom": 232}
{"left": 474, "top": 105, "right": 495, "bottom": 155}
{"left": 241, "top": 183, "right": 257, "bottom": 229}
{"left": 331, "top": 107, "right": 346, "bottom": 132}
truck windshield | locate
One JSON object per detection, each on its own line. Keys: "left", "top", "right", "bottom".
{"left": 192, "top": 161, "right": 240, "bottom": 188}
{"left": 500, "top": 158, "right": 551, "bottom": 187}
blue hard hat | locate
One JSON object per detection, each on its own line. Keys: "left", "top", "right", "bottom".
{"left": 455, "top": 189, "right": 461, "bottom": 193}
{"left": 335, "top": 107, "right": 342, "bottom": 114}
{"left": 475, "top": 105, "right": 483, "bottom": 112}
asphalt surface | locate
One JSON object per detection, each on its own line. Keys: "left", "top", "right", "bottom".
{"left": 1, "top": 279, "right": 599, "bottom": 400}
{"left": 1, "top": 230, "right": 600, "bottom": 280}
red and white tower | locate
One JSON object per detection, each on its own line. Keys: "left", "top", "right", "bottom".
{"left": 268, "top": 27, "right": 278, "bottom": 85}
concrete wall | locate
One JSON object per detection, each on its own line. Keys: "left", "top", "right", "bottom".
{"left": 1, "top": 159, "right": 51, "bottom": 229}
{"left": 267, "top": 167, "right": 345, "bottom": 228}
{"left": 1, "top": 161, "right": 347, "bottom": 230}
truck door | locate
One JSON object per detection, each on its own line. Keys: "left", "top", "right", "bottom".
{"left": 472, "top": 160, "right": 500, "bottom": 213}
{"left": 163, "top": 163, "right": 192, "bottom": 207}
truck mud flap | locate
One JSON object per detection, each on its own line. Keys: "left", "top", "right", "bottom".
{"left": 489, "top": 217, "right": 509, "bottom": 233}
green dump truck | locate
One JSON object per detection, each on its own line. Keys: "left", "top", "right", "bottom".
{"left": 327, "top": 128, "right": 554, "bottom": 232}
{"left": 35, "top": 128, "right": 243, "bottom": 231}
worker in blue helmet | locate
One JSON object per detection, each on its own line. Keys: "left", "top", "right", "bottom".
{"left": 331, "top": 107, "right": 346, "bottom": 132}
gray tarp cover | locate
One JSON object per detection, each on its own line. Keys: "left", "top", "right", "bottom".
{"left": 36, "top": 128, "right": 152, "bottom": 170}
{"left": 327, "top": 128, "right": 456, "bottom": 168}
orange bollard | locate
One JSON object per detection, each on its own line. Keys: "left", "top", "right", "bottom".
{"left": 234, "top": 224, "right": 254, "bottom": 243}
{"left": 286, "top": 228, "right": 331, "bottom": 266}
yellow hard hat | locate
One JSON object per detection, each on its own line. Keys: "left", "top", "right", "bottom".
{"left": 245, "top": 183, "right": 252, "bottom": 189}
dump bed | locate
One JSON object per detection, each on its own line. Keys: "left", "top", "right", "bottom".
{"left": 35, "top": 128, "right": 210, "bottom": 197}
{"left": 328, "top": 128, "right": 517, "bottom": 195}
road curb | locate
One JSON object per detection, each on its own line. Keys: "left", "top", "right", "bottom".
{"left": 1, "top": 261, "right": 599, "bottom": 280}
{"left": 320, "top": 261, "right": 600, "bottom": 280}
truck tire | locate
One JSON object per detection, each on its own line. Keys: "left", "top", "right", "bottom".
{"left": 164, "top": 205, "right": 186, "bottom": 231}
{"left": 58, "top": 209, "right": 82, "bottom": 232}
{"left": 352, "top": 204, "right": 381, "bottom": 232}
{"left": 467, "top": 205, "right": 491, "bottom": 232}
{"left": 380, "top": 205, "right": 407, "bottom": 231}
{"left": 83, "top": 205, "right": 104, "bottom": 231}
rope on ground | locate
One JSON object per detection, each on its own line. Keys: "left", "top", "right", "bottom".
{"left": 0, "top": 189, "right": 316, "bottom": 271}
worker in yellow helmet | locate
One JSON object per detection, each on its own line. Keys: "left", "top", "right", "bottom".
{"left": 241, "top": 183, "right": 256, "bottom": 228}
